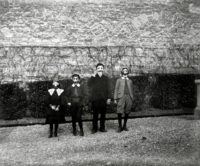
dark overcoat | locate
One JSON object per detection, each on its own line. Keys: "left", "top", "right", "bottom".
{"left": 88, "top": 74, "right": 111, "bottom": 101}
{"left": 45, "top": 88, "right": 66, "bottom": 124}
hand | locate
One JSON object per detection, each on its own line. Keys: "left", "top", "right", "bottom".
{"left": 114, "top": 100, "right": 117, "bottom": 104}
{"left": 83, "top": 105, "right": 89, "bottom": 111}
{"left": 55, "top": 106, "right": 60, "bottom": 111}
{"left": 106, "top": 99, "right": 111, "bottom": 105}
{"left": 50, "top": 105, "right": 56, "bottom": 110}
{"left": 67, "top": 102, "right": 71, "bottom": 106}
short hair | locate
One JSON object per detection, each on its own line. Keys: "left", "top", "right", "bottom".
{"left": 96, "top": 63, "right": 104, "bottom": 69}
{"left": 72, "top": 74, "right": 80, "bottom": 80}
{"left": 121, "top": 67, "right": 129, "bottom": 74}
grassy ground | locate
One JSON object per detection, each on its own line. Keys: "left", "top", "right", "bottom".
{"left": 0, "top": 116, "right": 199, "bottom": 166}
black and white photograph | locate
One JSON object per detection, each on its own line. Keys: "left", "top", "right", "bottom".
{"left": 0, "top": 0, "right": 200, "bottom": 165}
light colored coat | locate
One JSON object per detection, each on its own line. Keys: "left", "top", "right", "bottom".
{"left": 114, "top": 77, "right": 134, "bottom": 100}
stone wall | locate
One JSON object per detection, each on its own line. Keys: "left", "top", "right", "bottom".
{"left": 0, "top": 0, "right": 200, "bottom": 82}
{"left": 1, "top": 0, "right": 200, "bottom": 47}
{"left": 0, "top": 46, "right": 200, "bottom": 83}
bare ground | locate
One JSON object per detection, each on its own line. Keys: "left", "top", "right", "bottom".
{"left": 0, "top": 116, "right": 199, "bottom": 166}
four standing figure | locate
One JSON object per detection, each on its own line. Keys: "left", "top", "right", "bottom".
{"left": 45, "top": 64, "right": 134, "bottom": 138}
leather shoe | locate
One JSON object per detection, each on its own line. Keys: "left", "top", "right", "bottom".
{"left": 48, "top": 133, "right": 53, "bottom": 138}
{"left": 91, "top": 129, "right": 97, "bottom": 134}
{"left": 99, "top": 128, "right": 107, "bottom": 132}
{"left": 117, "top": 127, "right": 123, "bottom": 133}
{"left": 73, "top": 130, "right": 77, "bottom": 136}
{"left": 80, "top": 130, "right": 84, "bottom": 136}
{"left": 123, "top": 127, "right": 129, "bottom": 131}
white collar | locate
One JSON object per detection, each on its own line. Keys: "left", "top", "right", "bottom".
{"left": 72, "top": 83, "right": 80, "bottom": 87}
{"left": 56, "top": 88, "right": 64, "bottom": 96}
{"left": 48, "top": 89, "right": 55, "bottom": 95}
{"left": 48, "top": 88, "right": 64, "bottom": 96}
{"left": 121, "top": 76, "right": 129, "bottom": 80}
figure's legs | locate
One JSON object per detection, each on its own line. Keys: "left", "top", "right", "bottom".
{"left": 79, "top": 120, "right": 84, "bottom": 136}
{"left": 49, "top": 123, "right": 53, "bottom": 138}
{"left": 116, "top": 97, "right": 125, "bottom": 132}
{"left": 71, "top": 104, "right": 77, "bottom": 136}
{"left": 123, "top": 114, "right": 129, "bottom": 131}
{"left": 92, "top": 101, "right": 99, "bottom": 133}
{"left": 99, "top": 100, "right": 107, "bottom": 132}
{"left": 117, "top": 113, "right": 123, "bottom": 132}
{"left": 54, "top": 123, "right": 58, "bottom": 137}
{"left": 77, "top": 105, "right": 84, "bottom": 136}
{"left": 123, "top": 95, "right": 132, "bottom": 131}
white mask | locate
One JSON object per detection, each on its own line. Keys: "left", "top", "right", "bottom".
{"left": 53, "top": 81, "right": 59, "bottom": 87}
{"left": 96, "top": 65, "right": 104, "bottom": 76}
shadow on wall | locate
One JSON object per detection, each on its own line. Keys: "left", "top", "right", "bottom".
{"left": 0, "top": 74, "right": 197, "bottom": 120}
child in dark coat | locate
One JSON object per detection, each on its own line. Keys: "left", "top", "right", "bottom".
{"left": 67, "top": 74, "right": 86, "bottom": 136}
{"left": 46, "top": 81, "right": 65, "bottom": 138}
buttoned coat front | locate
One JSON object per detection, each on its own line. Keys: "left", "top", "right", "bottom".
{"left": 114, "top": 78, "right": 134, "bottom": 101}
{"left": 88, "top": 74, "right": 111, "bottom": 101}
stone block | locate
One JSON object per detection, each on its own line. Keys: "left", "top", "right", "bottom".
{"left": 0, "top": 0, "right": 199, "bottom": 82}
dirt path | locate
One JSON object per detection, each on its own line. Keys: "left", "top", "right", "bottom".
{"left": 0, "top": 116, "right": 199, "bottom": 166}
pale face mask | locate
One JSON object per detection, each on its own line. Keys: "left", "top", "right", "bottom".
{"left": 72, "top": 76, "right": 80, "bottom": 83}
{"left": 96, "top": 65, "right": 104, "bottom": 76}
{"left": 53, "top": 81, "right": 59, "bottom": 87}
{"left": 122, "top": 68, "right": 128, "bottom": 76}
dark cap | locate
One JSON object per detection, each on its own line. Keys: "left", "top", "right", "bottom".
{"left": 72, "top": 74, "right": 81, "bottom": 79}
{"left": 121, "top": 67, "right": 129, "bottom": 74}
{"left": 96, "top": 63, "right": 104, "bottom": 68}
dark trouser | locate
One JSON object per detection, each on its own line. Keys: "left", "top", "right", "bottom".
{"left": 70, "top": 102, "right": 83, "bottom": 132}
{"left": 92, "top": 99, "right": 107, "bottom": 131}
{"left": 49, "top": 123, "right": 58, "bottom": 137}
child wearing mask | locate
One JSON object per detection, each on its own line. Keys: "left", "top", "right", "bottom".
{"left": 114, "top": 67, "right": 134, "bottom": 132}
{"left": 67, "top": 74, "right": 86, "bottom": 136}
{"left": 88, "top": 63, "right": 111, "bottom": 134}
{"left": 46, "top": 80, "right": 65, "bottom": 138}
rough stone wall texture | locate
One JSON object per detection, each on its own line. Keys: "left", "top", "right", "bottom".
{"left": 0, "top": 46, "right": 200, "bottom": 83}
{"left": 0, "top": 0, "right": 200, "bottom": 82}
